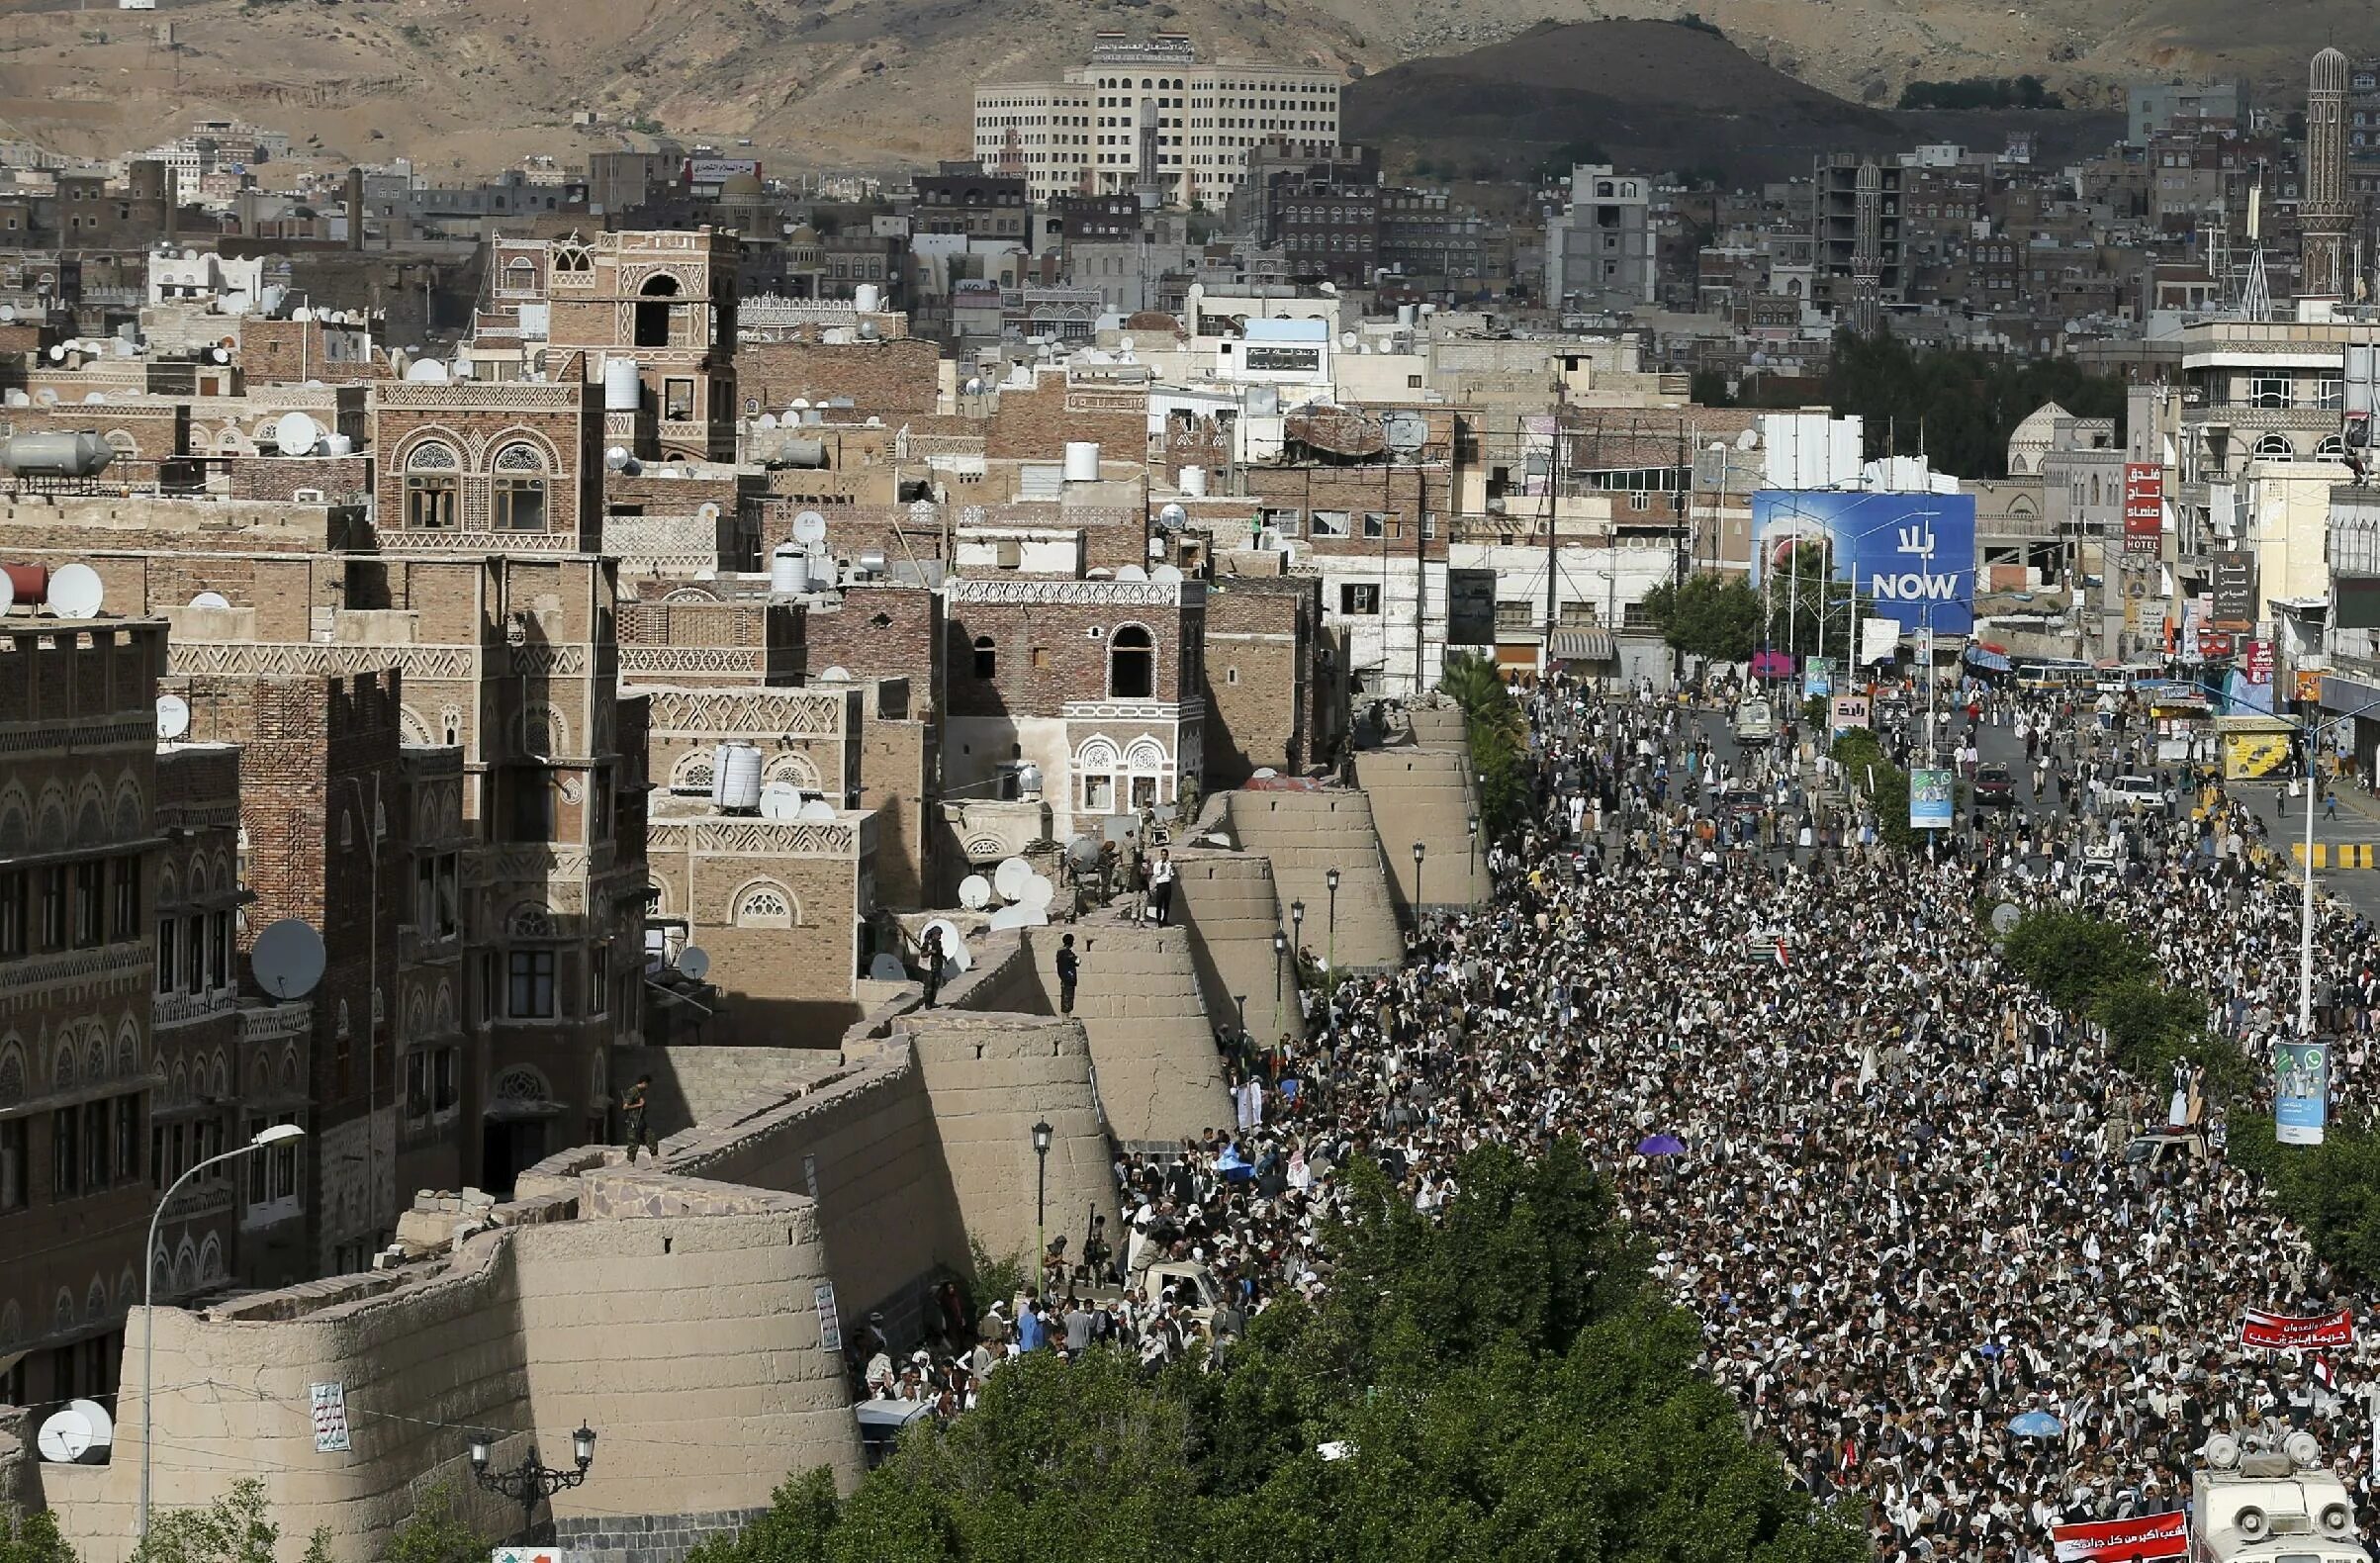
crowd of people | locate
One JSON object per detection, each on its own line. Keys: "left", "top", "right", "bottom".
{"left": 856, "top": 669, "right": 2380, "bottom": 1560}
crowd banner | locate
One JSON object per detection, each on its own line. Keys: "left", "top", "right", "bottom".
{"left": 2241, "top": 1306, "right": 2355, "bottom": 1351}
{"left": 2050, "top": 1513, "right": 2188, "bottom": 1563}
{"left": 2274, "top": 1039, "right": 2331, "bottom": 1146}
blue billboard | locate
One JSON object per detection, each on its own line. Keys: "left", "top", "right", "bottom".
{"left": 2275, "top": 1040, "right": 2330, "bottom": 1146}
{"left": 1752, "top": 491, "right": 1977, "bottom": 635}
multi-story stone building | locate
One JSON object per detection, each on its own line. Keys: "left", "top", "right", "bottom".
{"left": 0, "top": 617, "right": 165, "bottom": 1412}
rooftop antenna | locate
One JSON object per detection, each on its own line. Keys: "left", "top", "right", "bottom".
{"left": 2241, "top": 179, "right": 2272, "bottom": 322}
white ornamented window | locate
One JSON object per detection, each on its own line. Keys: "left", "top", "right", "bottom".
{"left": 734, "top": 885, "right": 794, "bottom": 928}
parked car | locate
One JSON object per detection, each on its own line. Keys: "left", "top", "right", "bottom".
{"left": 1972, "top": 763, "right": 2019, "bottom": 808}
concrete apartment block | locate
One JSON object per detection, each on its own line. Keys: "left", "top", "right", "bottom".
{"left": 1026, "top": 920, "right": 1230, "bottom": 1148}
{"left": 1356, "top": 745, "right": 1492, "bottom": 915}
{"left": 1167, "top": 850, "right": 1302, "bottom": 1051}
{"left": 1220, "top": 789, "right": 1404, "bottom": 969}
{"left": 48, "top": 1176, "right": 859, "bottom": 1563}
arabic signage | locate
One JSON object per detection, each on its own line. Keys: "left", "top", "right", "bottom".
{"left": 2244, "top": 639, "right": 2274, "bottom": 684}
{"left": 2211, "top": 550, "right": 2257, "bottom": 626}
{"left": 2121, "top": 462, "right": 2163, "bottom": 555}
{"left": 310, "top": 1382, "right": 350, "bottom": 1453}
{"left": 1831, "top": 695, "right": 1871, "bottom": 730}
{"left": 1752, "top": 492, "right": 1977, "bottom": 634}
{"left": 2240, "top": 1305, "right": 2354, "bottom": 1350}
{"left": 1242, "top": 344, "right": 1322, "bottom": 373}
{"left": 2049, "top": 1513, "right": 2187, "bottom": 1563}
{"left": 685, "top": 157, "right": 761, "bottom": 185}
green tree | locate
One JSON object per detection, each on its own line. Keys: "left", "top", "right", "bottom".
{"left": 385, "top": 1484, "right": 485, "bottom": 1563}
{"left": 1998, "top": 908, "right": 2152, "bottom": 1014}
{"left": 2227, "top": 1118, "right": 2380, "bottom": 1286}
{"left": 1822, "top": 331, "right": 2123, "bottom": 478}
{"left": 131, "top": 1481, "right": 320, "bottom": 1563}
{"left": 0, "top": 1511, "right": 78, "bottom": 1563}
{"left": 1639, "top": 572, "right": 1763, "bottom": 663}
{"left": 1438, "top": 654, "right": 1527, "bottom": 837}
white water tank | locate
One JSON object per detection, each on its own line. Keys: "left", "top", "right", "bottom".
{"left": 710, "top": 743, "right": 764, "bottom": 811}
{"left": 854, "top": 283, "right": 882, "bottom": 314}
{"left": 321, "top": 432, "right": 354, "bottom": 457}
{"left": 601, "top": 357, "right": 641, "bottom": 413}
{"left": 1180, "top": 465, "right": 1207, "bottom": 497}
{"left": 1062, "top": 441, "right": 1100, "bottom": 483}
{"left": 770, "top": 544, "right": 811, "bottom": 596}
{"left": 1397, "top": 303, "right": 1417, "bottom": 328}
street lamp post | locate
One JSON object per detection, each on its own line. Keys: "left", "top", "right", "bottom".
{"left": 1290, "top": 900, "right": 1306, "bottom": 1037}
{"left": 1467, "top": 816, "right": 1478, "bottom": 883}
{"left": 1271, "top": 929, "right": 1287, "bottom": 1046}
{"left": 142, "top": 1123, "right": 308, "bottom": 1539}
{"left": 1324, "top": 871, "right": 1340, "bottom": 1037}
{"left": 469, "top": 1423, "right": 596, "bottom": 1532}
{"left": 1030, "top": 1118, "right": 1053, "bottom": 1280}
{"left": 1412, "top": 841, "right": 1426, "bottom": 921}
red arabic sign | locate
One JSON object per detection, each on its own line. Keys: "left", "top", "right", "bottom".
{"left": 2123, "top": 463, "right": 2163, "bottom": 557}
{"left": 2051, "top": 1512, "right": 2188, "bottom": 1563}
{"left": 2241, "top": 1307, "right": 2355, "bottom": 1350}
{"left": 2244, "top": 640, "right": 2274, "bottom": 684}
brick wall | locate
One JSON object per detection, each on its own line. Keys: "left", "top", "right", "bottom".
{"left": 801, "top": 584, "right": 941, "bottom": 685}
{"left": 240, "top": 320, "right": 386, "bottom": 387}
{"left": 945, "top": 598, "right": 1195, "bottom": 719}
{"left": 737, "top": 338, "right": 940, "bottom": 416}
{"left": 1203, "top": 580, "right": 1311, "bottom": 782}
{"left": 984, "top": 382, "right": 1145, "bottom": 462}
{"left": 0, "top": 401, "right": 185, "bottom": 461}
{"left": 229, "top": 455, "right": 372, "bottom": 504}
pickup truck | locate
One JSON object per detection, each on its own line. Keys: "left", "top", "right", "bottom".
{"left": 2103, "top": 775, "right": 2168, "bottom": 813}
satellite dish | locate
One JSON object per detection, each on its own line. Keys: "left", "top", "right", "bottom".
{"left": 759, "top": 782, "right": 801, "bottom": 820}
{"left": 1252, "top": 767, "right": 1278, "bottom": 780}
{"left": 292, "top": 306, "right": 313, "bottom": 322}
{"left": 604, "top": 446, "right": 633, "bottom": 471}
{"left": 46, "top": 343, "right": 63, "bottom": 362}
{"left": 1382, "top": 411, "right": 1428, "bottom": 455}
{"left": 1116, "top": 564, "right": 1147, "bottom": 583}
{"left": 921, "top": 917, "right": 971, "bottom": 974}
{"left": 796, "top": 798, "right": 837, "bottom": 822}
{"left": 250, "top": 918, "right": 326, "bottom": 999}
{"left": 1066, "top": 835, "right": 1101, "bottom": 868}
{"left": 36, "top": 388, "right": 57, "bottom": 407}
{"left": 274, "top": 412, "right": 319, "bottom": 455}
{"left": 48, "top": 563, "right": 104, "bottom": 620}
{"left": 868, "top": 953, "right": 908, "bottom": 982}
{"left": 1016, "top": 909, "right": 1050, "bottom": 927}
{"left": 792, "top": 509, "right": 828, "bottom": 545}
{"left": 679, "top": 946, "right": 712, "bottom": 981}
{"left": 1157, "top": 503, "right": 1187, "bottom": 531}
{"left": 4, "top": 391, "right": 25, "bottom": 407}
{"left": 0, "top": 305, "right": 13, "bottom": 322}
{"left": 992, "top": 857, "right": 1034, "bottom": 901}
{"left": 818, "top": 665, "right": 852, "bottom": 682}
{"left": 1737, "top": 427, "right": 1759, "bottom": 452}
{"left": 986, "top": 904, "right": 1028, "bottom": 932}
{"left": 38, "top": 1401, "right": 113, "bottom": 1464}
{"left": 958, "top": 874, "right": 993, "bottom": 911}
{"left": 403, "top": 358, "right": 449, "bottom": 383}
{"left": 758, "top": 413, "right": 778, "bottom": 430}
{"left": 1989, "top": 903, "right": 2021, "bottom": 935}
{"left": 190, "top": 590, "right": 232, "bottom": 610}
{"left": 156, "top": 693, "right": 191, "bottom": 740}
{"left": 697, "top": 501, "right": 722, "bottom": 524}
{"left": 0, "top": 571, "right": 12, "bottom": 615}
{"left": 1152, "top": 564, "right": 1185, "bottom": 585}
{"left": 81, "top": 391, "right": 104, "bottom": 404}
{"left": 1020, "top": 873, "right": 1054, "bottom": 910}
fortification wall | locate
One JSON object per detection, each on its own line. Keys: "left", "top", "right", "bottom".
{"left": 1220, "top": 788, "right": 1403, "bottom": 968}
{"left": 1167, "top": 850, "right": 1299, "bottom": 1052}
{"left": 48, "top": 1175, "right": 857, "bottom": 1563}
{"left": 1022, "top": 921, "right": 1228, "bottom": 1147}
{"left": 1355, "top": 743, "right": 1491, "bottom": 914}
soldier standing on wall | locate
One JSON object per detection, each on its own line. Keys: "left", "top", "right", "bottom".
{"left": 621, "top": 1073, "right": 657, "bottom": 1163}
{"left": 919, "top": 923, "right": 946, "bottom": 1008}
{"left": 1055, "top": 932, "right": 1080, "bottom": 1014}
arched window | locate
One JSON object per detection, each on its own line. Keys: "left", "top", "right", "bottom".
{"left": 404, "top": 440, "right": 459, "bottom": 529}
{"left": 972, "top": 635, "right": 997, "bottom": 679}
{"left": 2253, "top": 433, "right": 2295, "bottom": 458}
{"left": 2319, "top": 433, "right": 2346, "bottom": 456}
{"left": 1109, "top": 624, "right": 1153, "bottom": 698}
{"left": 492, "top": 442, "right": 548, "bottom": 531}
{"left": 503, "top": 257, "right": 537, "bottom": 294}
{"left": 635, "top": 273, "right": 681, "bottom": 347}
{"left": 733, "top": 883, "right": 795, "bottom": 928}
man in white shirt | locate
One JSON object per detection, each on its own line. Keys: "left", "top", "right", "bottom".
{"left": 1149, "top": 848, "right": 1176, "bottom": 925}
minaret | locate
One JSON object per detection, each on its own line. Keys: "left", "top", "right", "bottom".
{"left": 2302, "top": 46, "right": 2352, "bottom": 299}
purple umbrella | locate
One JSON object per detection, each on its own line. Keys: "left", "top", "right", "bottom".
{"left": 1637, "top": 1134, "right": 1686, "bottom": 1157}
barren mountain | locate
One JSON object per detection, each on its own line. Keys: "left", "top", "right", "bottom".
{"left": 0, "top": 0, "right": 2369, "bottom": 174}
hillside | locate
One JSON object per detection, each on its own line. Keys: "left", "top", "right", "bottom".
{"left": 1341, "top": 20, "right": 2126, "bottom": 185}
{"left": 0, "top": 0, "right": 2364, "bottom": 173}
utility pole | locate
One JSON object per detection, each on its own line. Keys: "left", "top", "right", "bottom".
{"left": 1544, "top": 381, "right": 1565, "bottom": 645}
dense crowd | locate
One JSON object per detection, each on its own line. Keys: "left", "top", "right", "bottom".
{"left": 856, "top": 671, "right": 2380, "bottom": 1560}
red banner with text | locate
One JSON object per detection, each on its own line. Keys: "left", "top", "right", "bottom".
{"left": 2241, "top": 1307, "right": 2356, "bottom": 1350}
{"left": 2051, "top": 1512, "right": 2188, "bottom": 1563}
{"left": 2123, "top": 463, "right": 2164, "bottom": 556}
